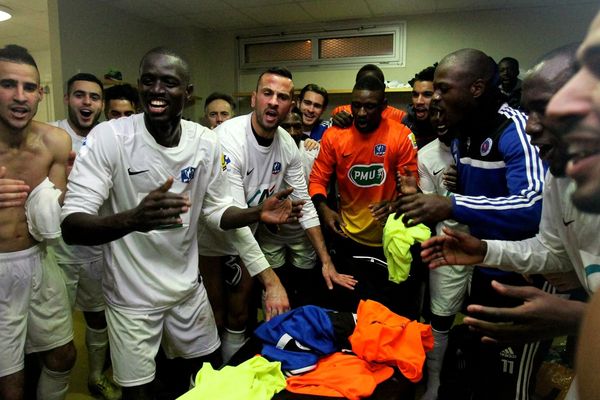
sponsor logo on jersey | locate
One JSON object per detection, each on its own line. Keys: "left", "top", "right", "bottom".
{"left": 181, "top": 166, "right": 196, "bottom": 183}
{"left": 500, "top": 347, "right": 517, "bottom": 359}
{"left": 374, "top": 144, "right": 386, "bottom": 156}
{"left": 127, "top": 168, "right": 148, "bottom": 176}
{"left": 480, "top": 138, "right": 493, "bottom": 157}
{"left": 348, "top": 164, "right": 386, "bottom": 187}
{"left": 272, "top": 161, "right": 282, "bottom": 175}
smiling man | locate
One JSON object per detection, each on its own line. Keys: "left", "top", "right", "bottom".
{"left": 60, "top": 49, "right": 297, "bottom": 399}
{"left": 298, "top": 83, "right": 329, "bottom": 141}
{"left": 309, "top": 75, "right": 419, "bottom": 317}
{"left": 50, "top": 73, "right": 121, "bottom": 400}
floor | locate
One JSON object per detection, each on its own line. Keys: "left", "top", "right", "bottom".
{"left": 66, "top": 310, "right": 100, "bottom": 400}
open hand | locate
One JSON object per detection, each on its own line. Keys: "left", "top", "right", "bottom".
{"left": 0, "top": 166, "right": 30, "bottom": 208}
{"left": 420, "top": 226, "right": 487, "bottom": 268}
{"left": 260, "top": 187, "right": 305, "bottom": 224}
{"left": 129, "top": 177, "right": 190, "bottom": 231}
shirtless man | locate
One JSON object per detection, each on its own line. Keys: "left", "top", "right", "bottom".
{"left": 0, "top": 44, "right": 75, "bottom": 400}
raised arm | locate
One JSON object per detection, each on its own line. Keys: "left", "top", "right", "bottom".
{"left": 62, "top": 177, "right": 190, "bottom": 245}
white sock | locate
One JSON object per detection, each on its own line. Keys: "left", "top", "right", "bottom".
{"left": 86, "top": 326, "right": 109, "bottom": 383}
{"left": 37, "top": 365, "right": 71, "bottom": 400}
{"left": 221, "top": 327, "right": 247, "bottom": 364}
{"left": 421, "top": 328, "right": 449, "bottom": 400}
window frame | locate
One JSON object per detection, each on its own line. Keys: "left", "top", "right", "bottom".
{"left": 238, "top": 23, "right": 406, "bottom": 70}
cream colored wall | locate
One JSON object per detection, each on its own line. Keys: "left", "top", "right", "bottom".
{"left": 52, "top": 0, "right": 209, "bottom": 122}
{"left": 203, "top": 3, "right": 597, "bottom": 115}
{"left": 29, "top": 49, "right": 55, "bottom": 123}
{"left": 52, "top": 2, "right": 598, "bottom": 119}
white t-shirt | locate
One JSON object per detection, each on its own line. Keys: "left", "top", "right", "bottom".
{"left": 61, "top": 114, "right": 233, "bottom": 312}
{"left": 198, "top": 113, "right": 320, "bottom": 255}
{"left": 50, "top": 119, "right": 103, "bottom": 263}
{"left": 484, "top": 172, "right": 600, "bottom": 294}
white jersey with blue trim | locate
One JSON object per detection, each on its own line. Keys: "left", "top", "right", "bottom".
{"left": 198, "top": 113, "right": 320, "bottom": 256}
{"left": 61, "top": 114, "right": 233, "bottom": 312}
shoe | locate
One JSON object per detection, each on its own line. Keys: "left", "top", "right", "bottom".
{"left": 88, "top": 375, "right": 122, "bottom": 400}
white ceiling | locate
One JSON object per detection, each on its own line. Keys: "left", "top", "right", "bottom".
{"left": 94, "top": 0, "right": 597, "bottom": 31}
{"left": 0, "top": 0, "right": 596, "bottom": 51}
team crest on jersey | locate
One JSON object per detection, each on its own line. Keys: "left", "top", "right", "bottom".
{"left": 374, "top": 144, "right": 386, "bottom": 157}
{"left": 480, "top": 138, "right": 493, "bottom": 156}
{"left": 348, "top": 164, "right": 386, "bottom": 187}
{"left": 272, "top": 162, "right": 282, "bottom": 175}
{"left": 221, "top": 154, "right": 230, "bottom": 171}
{"left": 407, "top": 132, "right": 418, "bottom": 149}
{"left": 181, "top": 166, "right": 196, "bottom": 183}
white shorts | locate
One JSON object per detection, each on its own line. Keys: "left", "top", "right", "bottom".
{"left": 59, "top": 258, "right": 105, "bottom": 312}
{"left": 429, "top": 264, "right": 472, "bottom": 317}
{"left": 0, "top": 245, "right": 74, "bottom": 378}
{"left": 258, "top": 232, "right": 316, "bottom": 270}
{"left": 105, "top": 284, "right": 220, "bottom": 387}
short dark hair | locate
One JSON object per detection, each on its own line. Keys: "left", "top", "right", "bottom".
{"left": 204, "top": 92, "right": 235, "bottom": 111}
{"left": 256, "top": 67, "right": 293, "bottom": 90}
{"left": 67, "top": 73, "right": 104, "bottom": 95}
{"left": 104, "top": 84, "right": 139, "bottom": 108}
{"left": 354, "top": 75, "right": 386, "bottom": 93}
{"left": 498, "top": 57, "right": 519, "bottom": 70}
{"left": 408, "top": 63, "right": 437, "bottom": 87}
{"left": 140, "top": 47, "right": 190, "bottom": 84}
{"left": 356, "top": 64, "right": 384, "bottom": 83}
{"left": 0, "top": 44, "right": 38, "bottom": 71}
{"left": 299, "top": 83, "right": 329, "bottom": 109}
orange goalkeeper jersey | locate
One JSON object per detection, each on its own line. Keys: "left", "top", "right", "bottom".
{"left": 309, "top": 118, "right": 417, "bottom": 246}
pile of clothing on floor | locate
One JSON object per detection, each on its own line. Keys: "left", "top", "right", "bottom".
{"left": 179, "top": 299, "right": 433, "bottom": 400}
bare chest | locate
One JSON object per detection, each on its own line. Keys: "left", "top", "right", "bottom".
{"left": 0, "top": 144, "right": 53, "bottom": 188}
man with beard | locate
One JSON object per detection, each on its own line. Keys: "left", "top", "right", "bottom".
{"left": 257, "top": 107, "right": 322, "bottom": 307}
{"left": 199, "top": 69, "right": 353, "bottom": 357}
{"left": 402, "top": 64, "right": 438, "bottom": 149}
{"left": 61, "top": 48, "right": 295, "bottom": 399}
{"left": 50, "top": 73, "right": 122, "bottom": 400}
{"left": 396, "top": 49, "right": 547, "bottom": 400}
{"left": 545, "top": 12, "right": 600, "bottom": 400}
{"left": 297, "top": 84, "right": 329, "bottom": 141}
{"left": 309, "top": 75, "right": 419, "bottom": 318}
{"left": 55, "top": 73, "right": 104, "bottom": 147}
{"left": 0, "top": 44, "right": 75, "bottom": 400}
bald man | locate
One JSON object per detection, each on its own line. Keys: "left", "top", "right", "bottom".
{"left": 396, "top": 49, "right": 548, "bottom": 400}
